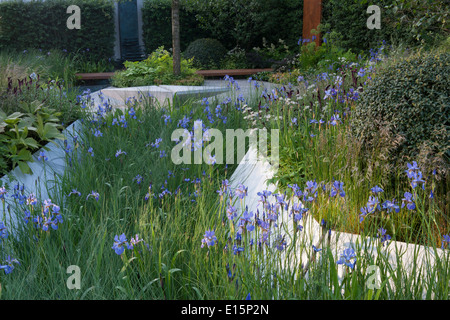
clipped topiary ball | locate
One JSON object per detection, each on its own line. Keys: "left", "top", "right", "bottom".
{"left": 184, "top": 38, "right": 227, "bottom": 69}
{"left": 352, "top": 50, "right": 449, "bottom": 170}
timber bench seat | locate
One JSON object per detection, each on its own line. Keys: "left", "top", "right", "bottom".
{"left": 75, "top": 68, "right": 273, "bottom": 81}
{"left": 195, "top": 68, "right": 274, "bottom": 77}
{"left": 75, "top": 72, "right": 115, "bottom": 80}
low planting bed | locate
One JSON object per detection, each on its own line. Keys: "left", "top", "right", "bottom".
{"left": 0, "top": 47, "right": 448, "bottom": 300}
{"left": 0, "top": 74, "right": 83, "bottom": 177}
{"left": 0, "top": 78, "right": 255, "bottom": 298}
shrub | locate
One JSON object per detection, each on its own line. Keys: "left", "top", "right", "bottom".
{"left": 387, "top": 0, "right": 449, "bottom": 47}
{"left": 439, "top": 36, "right": 450, "bottom": 51}
{"left": 0, "top": 99, "right": 66, "bottom": 175}
{"left": 183, "top": 39, "right": 227, "bottom": 69}
{"left": 294, "top": 28, "right": 358, "bottom": 75}
{"left": 252, "top": 38, "right": 297, "bottom": 71}
{"left": 220, "top": 46, "right": 250, "bottom": 69}
{"left": 111, "top": 47, "right": 203, "bottom": 87}
{"left": 352, "top": 49, "right": 450, "bottom": 173}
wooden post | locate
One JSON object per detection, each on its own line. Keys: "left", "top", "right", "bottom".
{"left": 302, "top": 0, "right": 323, "bottom": 46}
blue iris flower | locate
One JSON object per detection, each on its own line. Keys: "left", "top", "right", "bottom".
{"left": 382, "top": 199, "right": 400, "bottom": 213}
{"left": 112, "top": 233, "right": 128, "bottom": 255}
{"left": 201, "top": 230, "right": 217, "bottom": 248}
{"left": 401, "top": 192, "right": 415, "bottom": 210}
{"left": 330, "top": 180, "right": 345, "bottom": 198}
{"left": 336, "top": 247, "right": 357, "bottom": 269}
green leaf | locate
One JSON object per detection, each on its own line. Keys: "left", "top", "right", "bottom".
{"left": 17, "top": 161, "right": 32, "bottom": 175}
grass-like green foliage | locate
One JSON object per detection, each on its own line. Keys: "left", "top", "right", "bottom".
{"left": 1, "top": 80, "right": 449, "bottom": 300}
{"left": 0, "top": 49, "right": 78, "bottom": 89}
{"left": 264, "top": 45, "right": 448, "bottom": 247}
{"left": 0, "top": 48, "right": 114, "bottom": 92}
{"left": 111, "top": 47, "right": 204, "bottom": 87}
{"left": 0, "top": 83, "right": 252, "bottom": 299}
{"left": 183, "top": 38, "right": 228, "bottom": 70}
{"left": 0, "top": 40, "right": 449, "bottom": 300}
{"left": 352, "top": 49, "right": 450, "bottom": 174}
{"left": 68, "top": 49, "right": 115, "bottom": 74}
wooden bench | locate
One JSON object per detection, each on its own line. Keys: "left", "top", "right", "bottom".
{"left": 75, "top": 72, "right": 115, "bottom": 80}
{"left": 75, "top": 68, "right": 273, "bottom": 81}
{"left": 195, "top": 68, "right": 274, "bottom": 77}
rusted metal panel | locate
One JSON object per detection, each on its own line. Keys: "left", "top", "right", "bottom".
{"left": 302, "top": 0, "right": 323, "bottom": 46}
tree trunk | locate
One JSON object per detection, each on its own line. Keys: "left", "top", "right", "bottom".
{"left": 172, "top": 0, "right": 181, "bottom": 76}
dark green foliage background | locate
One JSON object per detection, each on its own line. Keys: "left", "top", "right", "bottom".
{"left": 1, "top": 0, "right": 447, "bottom": 64}
{"left": 322, "top": 0, "right": 396, "bottom": 53}
{"left": 142, "top": 0, "right": 211, "bottom": 54}
{"left": 322, "top": 0, "right": 449, "bottom": 53}
{"left": 0, "top": 0, "right": 115, "bottom": 60}
{"left": 143, "top": 0, "right": 302, "bottom": 52}
{"left": 186, "top": 0, "right": 303, "bottom": 51}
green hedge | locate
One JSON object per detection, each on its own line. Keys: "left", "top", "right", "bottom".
{"left": 186, "top": 0, "right": 303, "bottom": 51}
{"left": 322, "top": 0, "right": 449, "bottom": 53}
{"left": 322, "top": 0, "right": 398, "bottom": 53}
{"left": 143, "top": 0, "right": 302, "bottom": 52}
{"left": 142, "top": 0, "right": 211, "bottom": 54}
{"left": 0, "top": 0, "right": 115, "bottom": 60}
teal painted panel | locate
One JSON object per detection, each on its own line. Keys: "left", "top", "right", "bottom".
{"left": 119, "top": 0, "right": 138, "bottom": 41}
{"left": 118, "top": 0, "right": 143, "bottom": 60}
